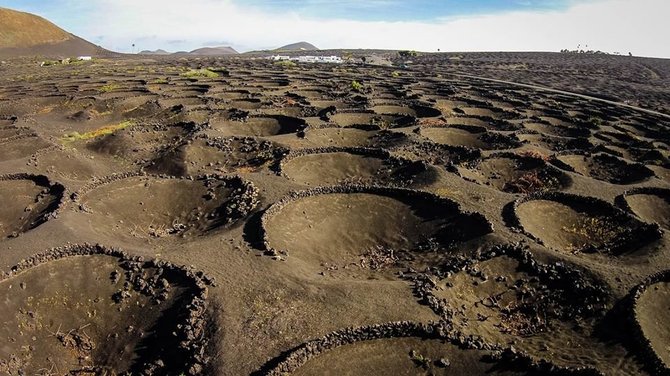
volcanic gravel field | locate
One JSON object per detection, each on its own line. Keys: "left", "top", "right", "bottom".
{"left": 0, "top": 54, "right": 669, "bottom": 375}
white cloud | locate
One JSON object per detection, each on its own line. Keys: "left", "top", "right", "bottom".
{"left": 72, "top": 0, "right": 669, "bottom": 57}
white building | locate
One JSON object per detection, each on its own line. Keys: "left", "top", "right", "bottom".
{"left": 292, "top": 55, "right": 343, "bottom": 64}
{"left": 268, "top": 55, "right": 342, "bottom": 64}
{"left": 270, "top": 55, "right": 291, "bottom": 61}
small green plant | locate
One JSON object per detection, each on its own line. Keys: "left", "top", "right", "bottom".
{"left": 409, "top": 350, "right": 431, "bottom": 369}
{"left": 180, "top": 68, "right": 219, "bottom": 79}
{"left": 351, "top": 80, "right": 363, "bottom": 91}
{"left": 98, "top": 83, "right": 121, "bottom": 93}
{"left": 152, "top": 78, "right": 168, "bottom": 84}
{"left": 588, "top": 117, "right": 603, "bottom": 126}
{"left": 391, "top": 71, "right": 401, "bottom": 77}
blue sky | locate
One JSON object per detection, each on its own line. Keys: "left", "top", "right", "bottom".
{"left": 240, "top": 0, "right": 571, "bottom": 21}
{"left": 0, "top": 0, "right": 668, "bottom": 57}
{"left": 3, "top": 0, "right": 573, "bottom": 23}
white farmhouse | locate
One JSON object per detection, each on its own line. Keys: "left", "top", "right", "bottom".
{"left": 270, "top": 55, "right": 291, "bottom": 61}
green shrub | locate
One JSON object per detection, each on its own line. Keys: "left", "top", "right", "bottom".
{"left": 180, "top": 68, "right": 219, "bottom": 78}
{"left": 351, "top": 80, "right": 363, "bottom": 91}
{"left": 399, "top": 50, "right": 418, "bottom": 58}
{"left": 274, "top": 60, "right": 297, "bottom": 68}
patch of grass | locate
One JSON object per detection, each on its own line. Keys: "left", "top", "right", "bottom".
{"left": 98, "top": 83, "right": 121, "bottom": 93}
{"left": 152, "top": 78, "right": 168, "bottom": 84}
{"left": 60, "top": 120, "right": 134, "bottom": 143}
{"left": 391, "top": 71, "right": 401, "bottom": 77}
{"left": 180, "top": 68, "right": 219, "bottom": 79}
{"left": 434, "top": 188, "right": 453, "bottom": 197}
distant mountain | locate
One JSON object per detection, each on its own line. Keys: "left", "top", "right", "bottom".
{"left": 188, "top": 46, "right": 239, "bottom": 55}
{"left": 139, "top": 49, "right": 170, "bottom": 55}
{"left": 0, "top": 7, "right": 111, "bottom": 58}
{"left": 276, "top": 41, "right": 319, "bottom": 51}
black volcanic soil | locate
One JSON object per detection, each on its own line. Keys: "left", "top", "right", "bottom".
{"left": 262, "top": 187, "right": 491, "bottom": 269}
{"left": 78, "top": 174, "right": 258, "bottom": 240}
{"left": 0, "top": 174, "right": 63, "bottom": 238}
{"left": 292, "top": 337, "right": 523, "bottom": 376}
{"left": 635, "top": 279, "right": 670, "bottom": 369}
{"left": 0, "top": 246, "right": 209, "bottom": 375}
{"left": 0, "top": 53, "right": 669, "bottom": 376}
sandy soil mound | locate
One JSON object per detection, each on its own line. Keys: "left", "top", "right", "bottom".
{"left": 507, "top": 193, "right": 661, "bottom": 255}
{"left": 616, "top": 188, "right": 670, "bottom": 229}
{"left": 458, "top": 106, "right": 521, "bottom": 121}
{"left": 262, "top": 186, "right": 491, "bottom": 266}
{"left": 523, "top": 134, "right": 593, "bottom": 152}
{"left": 458, "top": 152, "right": 571, "bottom": 194}
{"left": 150, "top": 136, "right": 286, "bottom": 176}
{"left": 208, "top": 89, "right": 253, "bottom": 100}
{"left": 635, "top": 279, "right": 670, "bottom": 371}
{"left": 0, "top": 245, "right": 210, "bottom": 375}
{"left": 524, "top": 121, "right": 591, "bottom": 138}
{"left": 230, "top": 98, "right": 263, "bottom": 110}
{"left": 0, "top": 174, "right": 64, "bottom": 238}
{"left": 629, "top": 271, "right": 670, "bottom": 374}
{"left": 371, "top": 104, "right": 441, "bottom": 118}
{"left": 0, "top": 125, "right": 51, "bottom": 161}
{"left": 553, "top": 153, "right": 655, "bottom": 184}
{"left": 301, "top": 127, "right": 380, "bottom": 148}
{"left": 427, "top": 251, "right": 606, "bottom": 338}
{"left": 261, "top": 321, "right": 593, "bottom": 376}
{"left": 281, "top": 149, "right": 385, "bottom": 186}
{"left": 414, "top": 246, "right": 643, "bottom": 373}
{"left": 279, "top": 148, "right": 437, "bottom": 187}
{"left": 77, "top": 174, "right": 258, "bottom": 239}
{"left": 329, "top": 112, "right": 415, "bottom": 129}
{"left": 420, "top": 126, "right": 521, "bottom": 150}
{"left": 291, "top": 337, "right": 521, "bottom": 376}
{"left": 594, "top": 131, "right": 653, "bottom": 150}
{"left": 82, "top": 121, "right": 199, "bottom": 167}
{"left": 210, "top": 115, "right": 307, "bottom": 137}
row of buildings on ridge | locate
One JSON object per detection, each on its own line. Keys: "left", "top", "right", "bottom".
{"left": 269, "top": 55, "right": 343, "bottom": 64}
